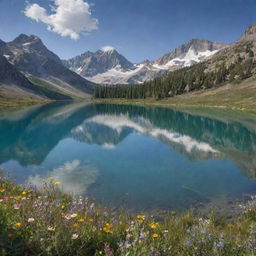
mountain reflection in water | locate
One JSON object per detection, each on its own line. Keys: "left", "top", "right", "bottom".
{"left": 0, "top": 102, "right": 256, "bottom": 212}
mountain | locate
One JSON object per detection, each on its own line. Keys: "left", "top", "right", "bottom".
{"left": 239, "top": 24, "right": 256, "bottom": 41}
{"left": 64, "top": 40, "right": 227, "bottom": 85}
{"left": 1, "top": 34, "right": 96, "bottom": 99}
{"left": 153, "top": 39, "right": 227, "bottom": 69}
{"left": 0, "top": 39, "right": 6, "bottom": 54}
{"left": 0, "top": 55, "right": 71, "bottom": 101}
{"left": 95, "top": 24, "right": 256, "bottom": 102}
{"left": 63, "top": 46, "right": 134, "bottom": 77}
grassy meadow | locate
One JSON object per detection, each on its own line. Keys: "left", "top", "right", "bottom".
{"left": 0, "top": 174, "right": 256, "bottom": 256}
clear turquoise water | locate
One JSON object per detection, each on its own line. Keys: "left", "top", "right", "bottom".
{"left": 0, "top": 102, "right": 256, "bottom": 212}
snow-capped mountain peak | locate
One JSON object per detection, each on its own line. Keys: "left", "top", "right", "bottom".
{"left": 100, "top": 46, "right": 116, "bottom": 53}
{"left": 63, "top": 38, "right": 228, "bottom": 85}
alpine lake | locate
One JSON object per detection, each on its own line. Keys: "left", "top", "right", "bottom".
{"left": 0, "top": 102, "right": 256, "bottom": 217}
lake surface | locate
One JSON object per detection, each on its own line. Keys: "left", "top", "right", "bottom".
{"left": 0, "top": 102, "right": 256, "bottom": 214}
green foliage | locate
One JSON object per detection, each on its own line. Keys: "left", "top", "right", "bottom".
{"left": 0, "top": 175, "right": 256, "bottom": 255}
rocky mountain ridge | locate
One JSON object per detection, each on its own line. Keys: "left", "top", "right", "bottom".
{"left": 0, "top": 34, "right": 96, "bottom": 100}
{"left": 64, "top": 39, "right": 227, "bottom": 85}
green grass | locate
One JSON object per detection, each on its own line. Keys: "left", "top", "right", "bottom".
{"left": 28, "top": 76, "right": 73, "bottom": 100}
{"left": 0, "top": 98, "right": 52, "bottom": 108}
{"left": 0, "top": 174, "right": 256, "bottom": 255}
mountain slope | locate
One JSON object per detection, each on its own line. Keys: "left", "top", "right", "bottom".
{"left": 2, "top": 34, "right": 96, "bottom": 98}
{"left": 153, "top": 39, "right": 227, "bottom": 69}
{"left": 65, "top": 40, "right": 227, "bottom": 85}
{"left": 94, "top": 24, "right": 256, "bottom": 106}
{"left": 0, "top": 55, "right": 72, "bottom": 101}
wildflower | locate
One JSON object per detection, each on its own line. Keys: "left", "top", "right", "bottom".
{"left": 7, "top": 233, "right": 14, "bottom": 238}
{"left": 47, "top": 226, "right": 55, "bottom": 231}
{"left": 64, "top": 215, "right": 71, "bottom": 220}
{"left": 103, "top": 223, "right": 113, "bottom": 233}
{"left": 185, "top": 240, "right": 191, "bottom": 247}
{"left": 47, "top": 177, "right": 53, "bottom": 181}
{"left": 13, "top": 203, "right": 21, "bottom": 210}
{"left": 139, "top": 232, "right": 147, "bottom": 240}
{"left": 105, "top": 223, "right": 112, "bottom": 228}
{"left": 72, "top": 234, "right": 79, "bottom": 240}
{"left": 28, "top": 218, "right": 35, "bottom": 223}
{"left": 149, "top": 222, "right": 159, "bottom": 229}
{"left": 61, "top": 205, "right": 65, "bottom": 209}
{"left": 137, "top": 215, "right": 145, "bottom": 220}
{"left": 0, "top": 189, "right": 5, "bottom": 193}
{"left": 73, "top": 223, "right": 78, "bottom": 227}
{"left": 70, "top": 213, "right": 77, "bottom": 218}
{"left": 152, "top": 233, "right": 159, "bottom": 238}
{"left": 103, "top": 227, "right": 113, "bottom": 233}
{"left": 88, "top": 218, "right": 94, "bottom": 222}
{"left": 22, "top": 191, "right": 27, "bottom": 195}
{"left": 217, "top": 241, "right": 224, "bottom": 249}
{"left": 15, "top": 222, "right": 22, "bottom": 228}
{"left": 78, "top": 218, "right": 85, "bottom": 222}
{"left": 53, "top": 181, "right": 61, "bottom": 185}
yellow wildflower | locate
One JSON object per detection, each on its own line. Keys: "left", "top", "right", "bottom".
{"left": 105, "top": 223, "right": 112, "bottom": 228}
{"left": 88, "top": 218, "right": 94, "bottom": 222}
{"left": 149, "top": 222, "right": 159, "bottom": 229}
{"left": 73, "top": 223, "right": 78, "bottom": 227}
{"left": 22, "top": 191, "right": 27, "bottom": 195}
{"left": 103, "top": 223, "right": 113, "bottom": 233}
{"left": 47, "top": 226, "right": 55, "bottom": 231}
{"left": 15, "top": 222, "right": 22, "bottom": 228}
{"left": 61, "top": 205, "right": 65, "bottom": 209}
{"left": 47, "top": 177, "right": 53, "bottom": 181}
{"left": 152, "top": 233, "right": 159, "bottom": 238}
{"left": 53, "top": 181, "right": 61, "bottom": 185}
{"left": 137, "top": 215, "right": 145, "bottom": 220}
{"left": 103, "top": 227, "right": 113, "bottom": 233}
{"left": 78, "top": 218, "right": 85, "bottom": 222}
{"left": 0, "top": 189, "right": 5, "bottom": 193}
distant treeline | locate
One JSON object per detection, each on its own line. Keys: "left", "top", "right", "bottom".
{"left": 94, "top": 46, "right": 255, "bottom": 99}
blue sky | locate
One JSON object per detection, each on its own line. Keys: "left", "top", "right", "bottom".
{"left": 0, "top": 0, "right": 255, "bottom": 62}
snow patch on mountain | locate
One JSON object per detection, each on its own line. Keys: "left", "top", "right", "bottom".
{"left": 153, "top": 48, "right": 219, "bottom": 70}
{"left": 85, "top": 64, "right": 145, "bottom": 84}
{"left": 101, "top": 46, "right": 115, "bottom": 53}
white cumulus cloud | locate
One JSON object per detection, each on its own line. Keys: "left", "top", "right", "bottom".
{"left": 24, "top": 0, "right": 99, "bottom": 40}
